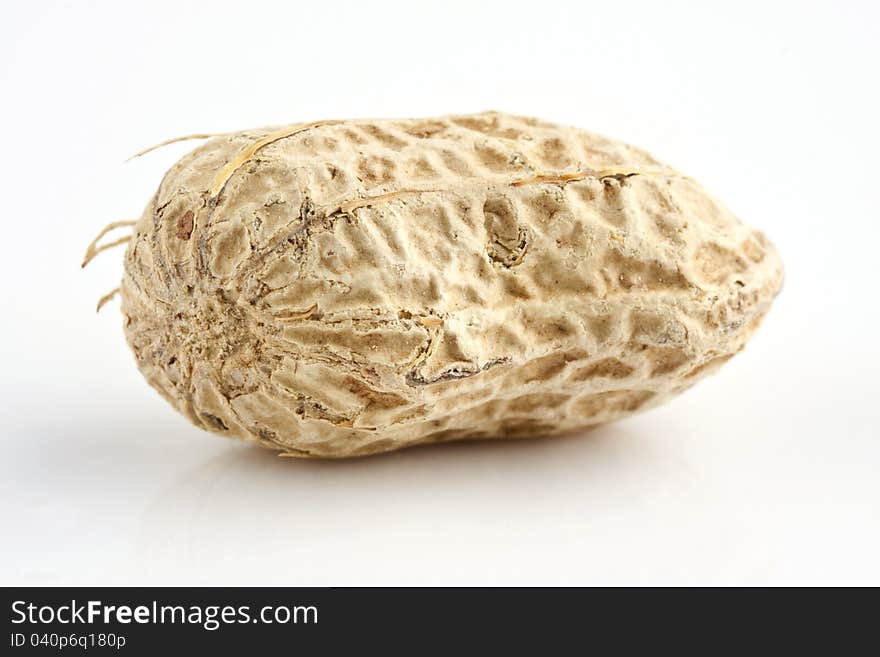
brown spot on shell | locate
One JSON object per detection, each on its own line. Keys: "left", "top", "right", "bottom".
{"left": 176, "top": 210, "right": 194, "bottom": 240}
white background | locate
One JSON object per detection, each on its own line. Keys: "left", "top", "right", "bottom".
{"left": 1, "top": 0, "right": 877, "bottom": 586}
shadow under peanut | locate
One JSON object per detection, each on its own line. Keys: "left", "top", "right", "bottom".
{"left": 17, "top": 405, "right": 685, "bottom": 584}
{"left": 124, "top": 420, "right": 683, "bottom": 583}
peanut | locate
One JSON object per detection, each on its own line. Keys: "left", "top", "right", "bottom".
{"left": 116, "top": 112, "right": 783, "bottom": 457}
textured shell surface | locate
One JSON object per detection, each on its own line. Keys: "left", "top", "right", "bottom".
{"left": 120, "top": 111, "right": 783, "bottom": 457}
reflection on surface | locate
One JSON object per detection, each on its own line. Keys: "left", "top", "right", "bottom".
{"left": 10, "top": 403, "right": 686, "bottom": 585}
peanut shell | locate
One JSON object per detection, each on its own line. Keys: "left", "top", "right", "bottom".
{"left": 119, "top": 112, "right": 783, "bottom": 457}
